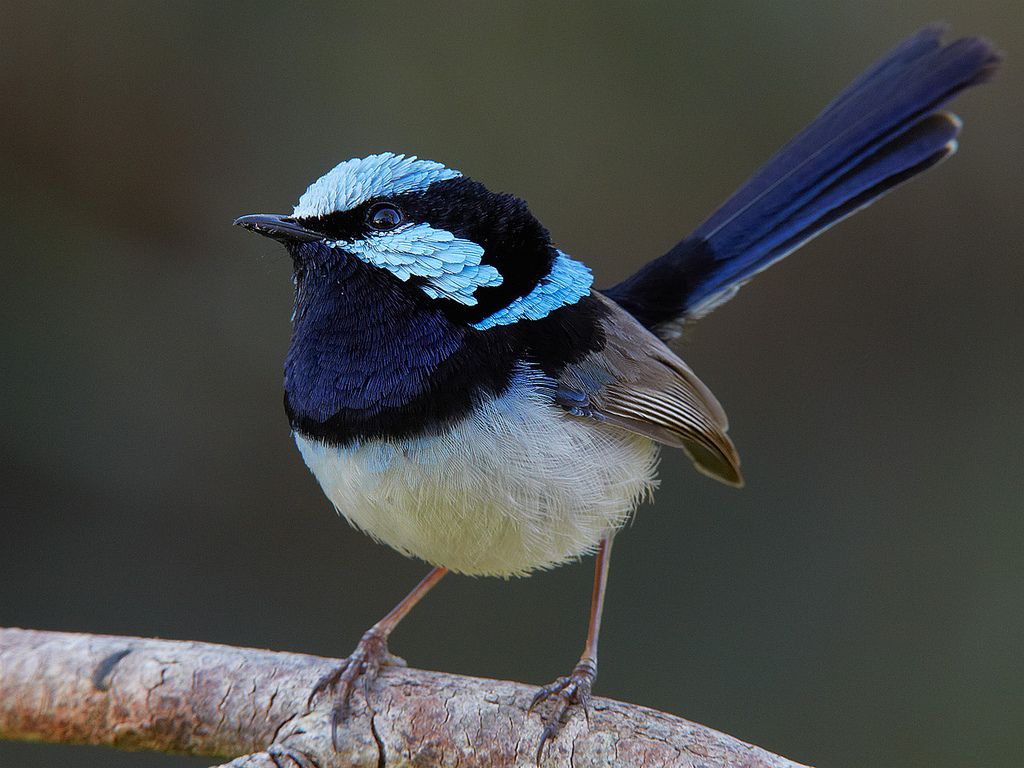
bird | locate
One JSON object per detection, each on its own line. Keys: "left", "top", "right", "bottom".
{"left": 235, "top": 25, "right": 999, "bottom": 758}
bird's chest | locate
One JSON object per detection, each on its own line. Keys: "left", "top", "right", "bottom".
{"left": 283, "top": 269, "right": 515, "bottom": 444}
{"left": 293, "top": 375, "right": 658, "bottom": 577}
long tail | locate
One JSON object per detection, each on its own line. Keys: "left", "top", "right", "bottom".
{"left": 603, "top": 25, "right": 1001, "bottom": 338}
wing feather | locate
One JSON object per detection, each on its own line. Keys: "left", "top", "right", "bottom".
{"left": 559, "top": 293, "right": 743, "bottom": 487}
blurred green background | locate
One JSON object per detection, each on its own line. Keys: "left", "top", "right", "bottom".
{"left": 1, "top": 2, "right": 1021, "bottom": 766}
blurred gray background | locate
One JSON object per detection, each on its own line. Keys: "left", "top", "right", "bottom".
{"left": 1, "top": 2, "right": 1021, "bottom": 767}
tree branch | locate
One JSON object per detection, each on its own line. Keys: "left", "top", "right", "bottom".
{"left": 0, "top": 627, "right": 810, "bottom": 767}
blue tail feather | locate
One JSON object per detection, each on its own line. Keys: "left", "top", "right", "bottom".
{"left": 703, "top": 112, "right": 961, "bottom": 296}
{"left": 604, "top": 26, "right": 1000, "bottom": 336}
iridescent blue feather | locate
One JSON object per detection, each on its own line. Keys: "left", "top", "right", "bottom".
{"left": 341, "top": 223, "right": 503, "bottom": 306}
{"left": 472, "top": 252, "right": 593, "bottom": 329}
{"left": 293, "top": 153, "right": 461, "bottom": 218}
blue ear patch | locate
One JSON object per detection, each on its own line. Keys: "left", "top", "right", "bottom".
{"left": 293, "top": 153, "right": 461, "bottom": 218}
{"left": 335, "top": 223, "right": 503, "bottom": 306}
{"left": 472, "top": 251, "right": 593, "bottom": 329}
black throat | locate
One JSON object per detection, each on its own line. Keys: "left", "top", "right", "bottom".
{"left": 283, "top": 247, "right": 519, "bottom": 445}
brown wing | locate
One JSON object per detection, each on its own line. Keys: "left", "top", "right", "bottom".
{"left": 560, "top": 293, "right": 743, "bottom": 487}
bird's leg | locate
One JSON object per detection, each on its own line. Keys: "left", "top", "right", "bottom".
{"left": 309, "top": 566, "right": 447, "bottom": 742}
{"left": 530, "top": 533, "right": 613, "bottom": 760}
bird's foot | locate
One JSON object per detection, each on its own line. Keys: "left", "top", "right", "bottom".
{"left": 529, "top": 658, "right": 596, "bottom": 762}
{"left": 307, "top": 627, "right": 406, "bottom": 746}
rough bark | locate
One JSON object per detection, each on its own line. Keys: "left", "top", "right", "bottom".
{"left": 0, "top": 627, "right": 811, "bottom": 767}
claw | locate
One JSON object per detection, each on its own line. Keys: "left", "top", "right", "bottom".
{"left": 330, "top": 706, "right": 342, "bottom": 749}
{"left": 308, "top": 659, "right": 350, "bottom": 708}
{"left": 306, "top": 628, "right": 396, "bottom": 748}
{"left": 530, "top": 661, "right": 596, "bottom": 763}
{"left": 535, "top": 721, "right": 561, "bottom": 765}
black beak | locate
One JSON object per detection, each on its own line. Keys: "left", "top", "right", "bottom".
{"left": 233, "top": 213, "right": 322, "bottom": 243}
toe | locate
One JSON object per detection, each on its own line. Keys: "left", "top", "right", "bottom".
{"left": 528, "top": 676, "right": 569, "bottom": 714}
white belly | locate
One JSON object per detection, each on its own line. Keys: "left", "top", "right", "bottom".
{"left": 295, "top": 376, "right": 659, "bottom": 577}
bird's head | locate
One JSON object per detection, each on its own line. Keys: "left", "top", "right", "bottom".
{"left": 235, "top": 152, "right": 592, "bottom": 330}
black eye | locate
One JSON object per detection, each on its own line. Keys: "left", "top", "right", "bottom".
{"left": 368, "top": 203, "right": 403, "bottom": 231}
